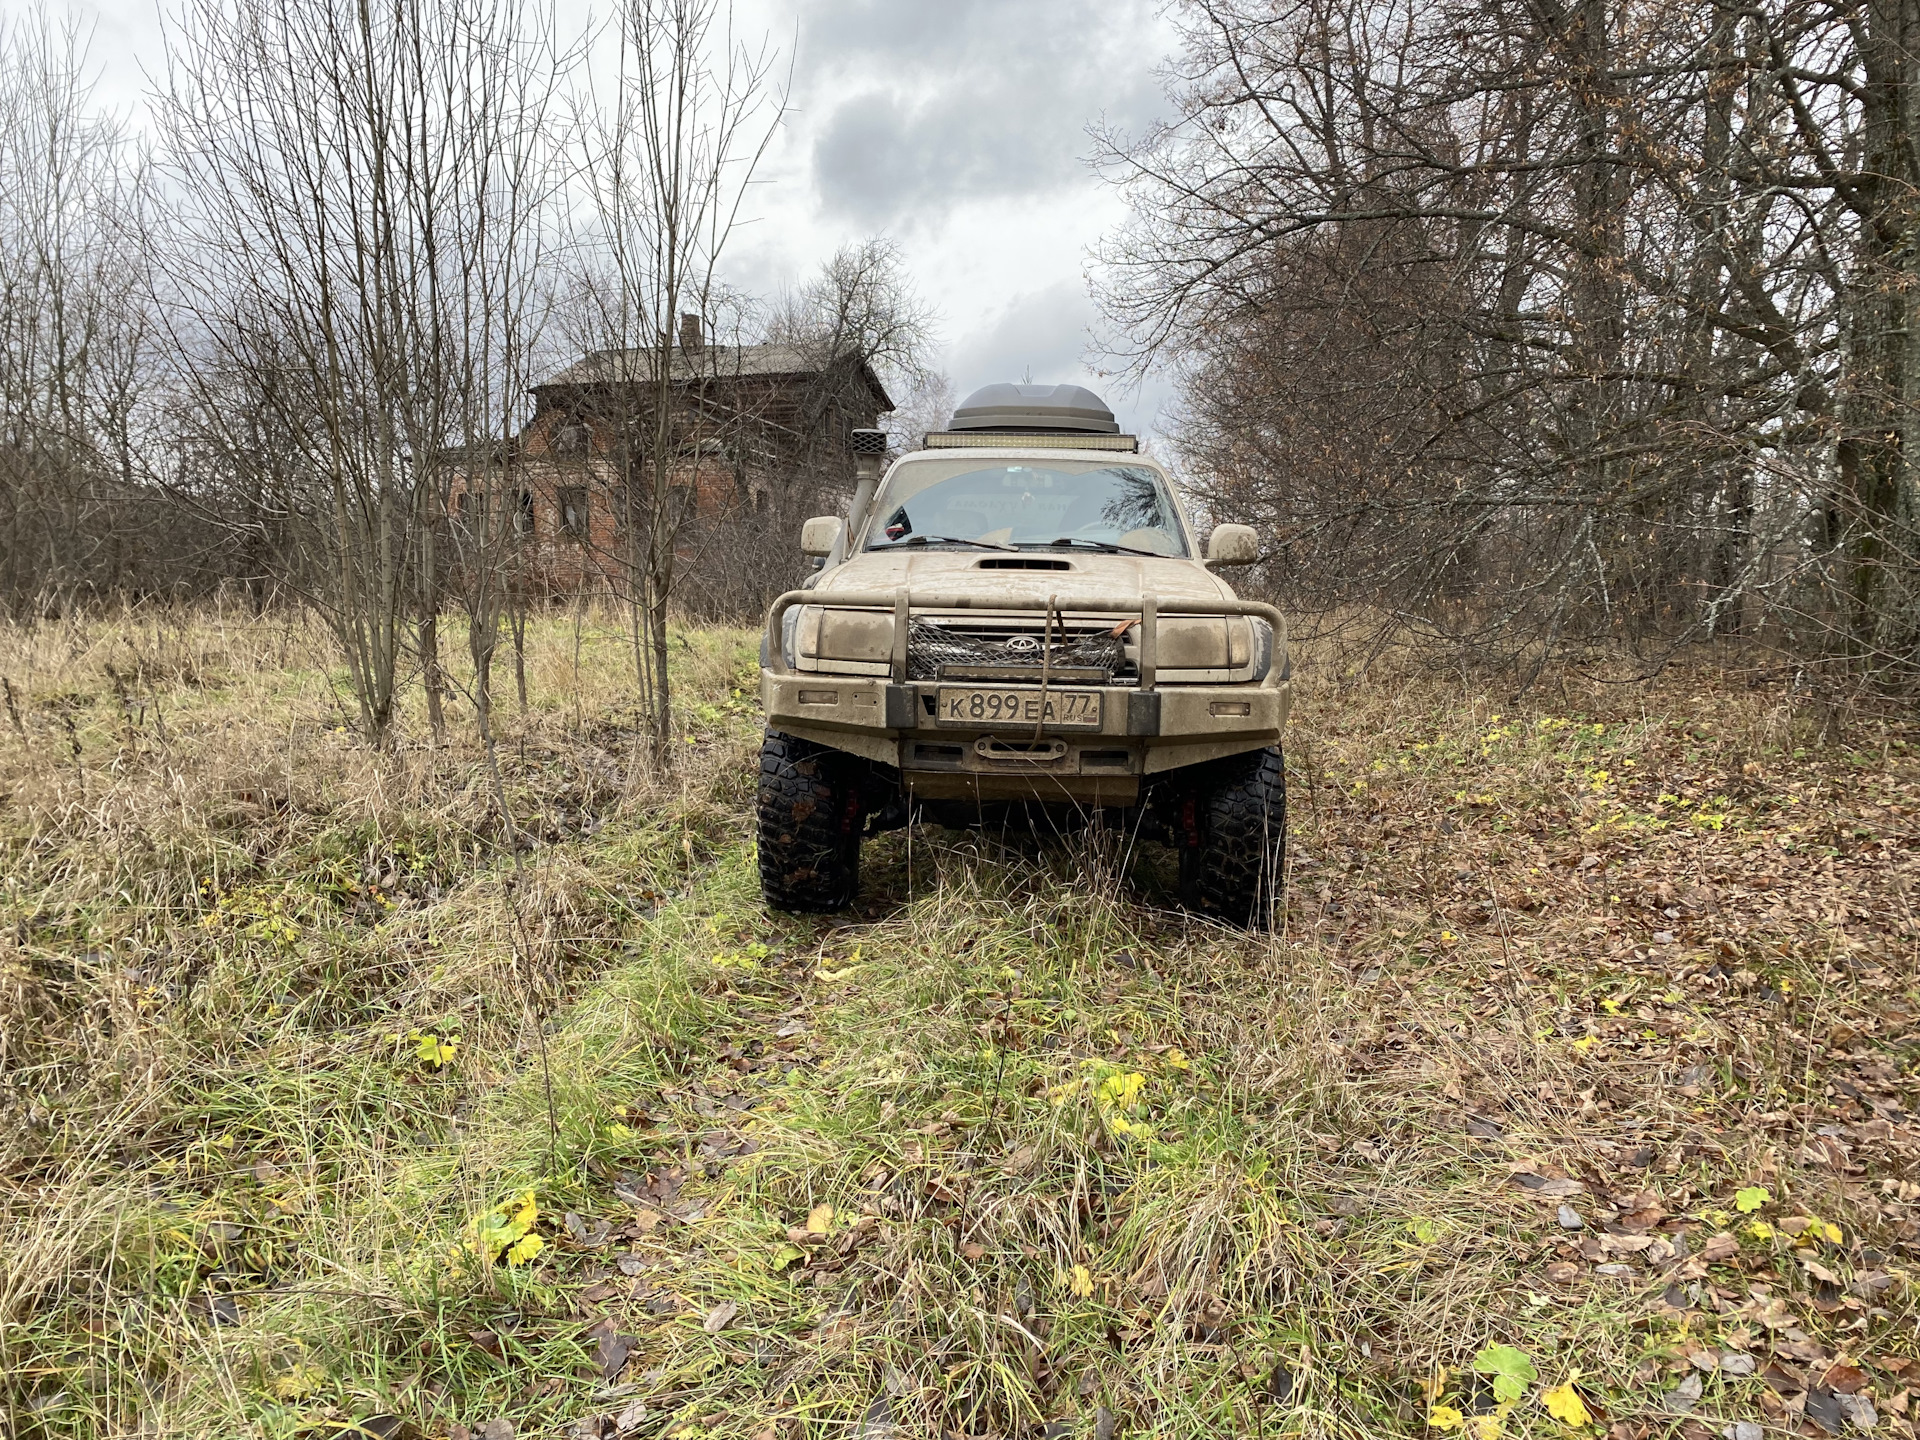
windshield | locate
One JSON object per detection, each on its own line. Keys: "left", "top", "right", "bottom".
{"left": 863, "top": 458, "right": 1189, "bottom": 557}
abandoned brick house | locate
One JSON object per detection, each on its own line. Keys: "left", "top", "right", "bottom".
{"left": 448, "top": 315, "right": 893, "bottom": 597}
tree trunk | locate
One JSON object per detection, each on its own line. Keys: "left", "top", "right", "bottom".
{"left": 1837, "top": 0, "right": 1920, "bottom": 658}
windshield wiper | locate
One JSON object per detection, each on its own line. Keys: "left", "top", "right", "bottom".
{"left": 1037, "top": 537, "right": 1169, "bottom": 558}
{"left": 870, "top": 534, "right": 1017, "bottom": 552}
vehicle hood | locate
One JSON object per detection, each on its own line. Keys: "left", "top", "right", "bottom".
{"left": 812, "top": 548, "right": 1237, "bottom": 608}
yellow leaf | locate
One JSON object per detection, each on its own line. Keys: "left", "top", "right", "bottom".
{"left": 409, "top": 1030, "right": 457, "bottom": 1069}
{"left": 505, "top": 1232, "right": 544, "bottom": 1266}
{"left": 1542, "top": 1382, "right": 1591, "bottom": 1427}
{"left": 1164, "top": 1048, "right": 1191, "bottom": 1071}
{"left": 1095, "top": 1071, "right": 1147, "bottom": 1112}
{"left": 464, "top": 1188, "right": 539, "bottom": 1264}
{"left": 510, "top": 1189, "right": 538, "bottom": 1234}
{"left": 1428, "top": 1404, "right": 1465, "bottom": 1431}
{"left": 1066, "top": 1263, "right": 1094, "bottom": 1298}
{"left": 271, "top": 1362, "right": 326, "bottom": 1399}
{"left": 1468, "top": 1413, "right": 1506, "bottom": 1440}
{"left": 805, "top": 1203, "right": 834, "bottom": 1234}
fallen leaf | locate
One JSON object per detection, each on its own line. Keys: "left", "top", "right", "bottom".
{"left": 1267, "top": 1361, "right": 1294, "bottom": 1403}
{"left": 1835, "top": 1394, "right": 1878, "bottom": 1431}
{"left": 595, "top": 1330, "right": 636, "bottom": 1382}
{"left": 1668, "top": 1372, "right": 1704, "bottom": 1413}
{"left": 324, "top": 1420, "right": 403, "bottom": 1440}
{"left": 1542, "top": 1381, "right": 1592, "bottom": 1427}
{"left": 703, "top": 1300, "right": 738, "bottom": 1334}
{"left": 1804, "top": 1388, "right": 1845, "bottom": 1435}
{"left": 1066, "top": 1264, "right": 1095, "bottom": 1298}
{"left": 1474, "top": 1345, "right": 1537, "bottom": 1403}
{"left": 1735, "top": 1186, "right": 1771, "bottom": 1213}
{"left": 960, "top": 1242, "right": 986, "bottom": 1260}
{"left": 1699, "top": 1233, "right": 1740, "bottom": 1263}
{"left": 850, "top": 1394, "right": 896, "bottom": 1439}
{"left": 1820, "top": 1364, "right": 1868, "bottom": 1396}
{"left": 806, "top": 1203, "right": 834, "bottom": 1234}
{"left": 271, "top": 1362, "right": 327, "bottom": 1399}
{"left": 628, "top": 1207, "right": 666, "bottom": 1234}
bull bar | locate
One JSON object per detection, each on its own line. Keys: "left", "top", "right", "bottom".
{"left": 764, "top": 588, "right": 1289, "bottom": 690}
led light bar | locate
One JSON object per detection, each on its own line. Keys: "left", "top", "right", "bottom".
{"left": 922, "top": 431, "right": 1139, "bottom": 452}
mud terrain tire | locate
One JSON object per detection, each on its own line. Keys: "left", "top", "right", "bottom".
{"left": 757, "top": 729, "right": 863, "bottom": 912}
{"left": 1179, "top": 745, "right": 1287, "bottom": 928}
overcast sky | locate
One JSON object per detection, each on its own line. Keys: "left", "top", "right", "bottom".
{"left": 69, "top": 0, "right": 1182, "bottom": 436}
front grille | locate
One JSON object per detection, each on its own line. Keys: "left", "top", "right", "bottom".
{"left": 907, "top": 617, "right": 1129, "bottom": 682}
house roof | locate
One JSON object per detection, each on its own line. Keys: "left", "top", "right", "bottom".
{"left": 533, "top": 344, "right": 894, "bottom": 411}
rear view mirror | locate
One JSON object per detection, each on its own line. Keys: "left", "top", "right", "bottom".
{"left": 800, "top": 516, "right": 842, "bottom": 557}
{"left": 1206, "top": 524, "right": 1258, "bottom": 567}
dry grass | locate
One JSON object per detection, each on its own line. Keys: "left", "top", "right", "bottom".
{"left": 1, "top": 610, "right": 1916, "bottom": 1440}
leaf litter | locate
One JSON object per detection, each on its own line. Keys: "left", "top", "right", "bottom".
{"left": 10, "top": 635, "right": 1920, "bottom": 1439}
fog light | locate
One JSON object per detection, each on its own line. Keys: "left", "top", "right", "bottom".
{"left": 798, "top": 689, "right": 839, "bottom": 705}
{"left": 1210, "top": 700, "right": 1251, "bottom": 718}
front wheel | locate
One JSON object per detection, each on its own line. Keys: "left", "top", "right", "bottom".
{"left": 1177, "top": 745, "right": 1287, "bottom": 929}
{"left": 757, "top": 729, "right": 863, "bottom": 912}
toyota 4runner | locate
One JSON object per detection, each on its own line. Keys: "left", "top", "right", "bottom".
{"left": 756, "top": 383, "right": 1290, "bottom": 926}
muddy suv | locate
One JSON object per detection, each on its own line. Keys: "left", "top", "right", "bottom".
{"left": 756, "top": 383, "right": 1290, "bottom": 926}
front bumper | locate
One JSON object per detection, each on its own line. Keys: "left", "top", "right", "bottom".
{"left": 759, "top": 585, "right": 1291, "bottom": 801}
{"left": 760, "top": 671, "right": 1290, "bottom": 798}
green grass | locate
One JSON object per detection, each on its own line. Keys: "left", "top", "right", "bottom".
{"left": 3, "top": 612, "right": 1917, "bottom": 1438}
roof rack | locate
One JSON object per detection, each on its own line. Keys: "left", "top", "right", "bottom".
{"left": 922, "top": 431, "right": 1139, "bottom": 452}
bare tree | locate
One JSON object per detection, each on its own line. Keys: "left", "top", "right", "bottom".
{"left": 0, "top": 6, "right": 161, "bottom": 614}
{"left": 1095, "top": 0, "right": 1920, "bottom": 681}
{"left": 154, "top": 0, "right": 566, "bottom": 744}
{"left": 575, "top": 0, "right": 785, "bottom": 762}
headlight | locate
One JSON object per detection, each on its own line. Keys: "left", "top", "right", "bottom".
{"left": 1248, "top": 616, "right": 1273, "bottom": 681}
{"left": 781, "top": 606, "right": 802, "bottom": 666}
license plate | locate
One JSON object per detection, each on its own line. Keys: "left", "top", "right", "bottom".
{"left": 935, "top": 686, "right": 1103, "bottom": 730}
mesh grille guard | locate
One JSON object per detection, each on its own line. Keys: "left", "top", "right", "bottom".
{"left": 906, "top": 617, "right": 1124, "bottom": 682}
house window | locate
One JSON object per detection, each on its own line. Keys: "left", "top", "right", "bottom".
{"left": 514, "top": 489, "right": 535, "bottom": 535}
{"left": 558, "top": 486, "right": 589, "bottom": 539}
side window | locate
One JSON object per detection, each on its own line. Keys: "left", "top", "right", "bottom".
{"left": 514, "top": 489, "right": 535, "bottom": 536}
{"left": 558, "top": 486, "right": 588, "bottom": 538}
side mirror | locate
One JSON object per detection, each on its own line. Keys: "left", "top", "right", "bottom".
{"left": 1205, "top": 523, "right": 1258, "bottom": 567}
{"left": 800, "top": 516, "right": 843, "bottom": 557}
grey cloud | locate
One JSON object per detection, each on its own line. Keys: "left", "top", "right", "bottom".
{"left": 797, "top": 0, "right": 1166, "bottom": 225}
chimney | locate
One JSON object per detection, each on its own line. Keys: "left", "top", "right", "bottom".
{"left": 679, "top": 312, "right": 703, "bottom": 353}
